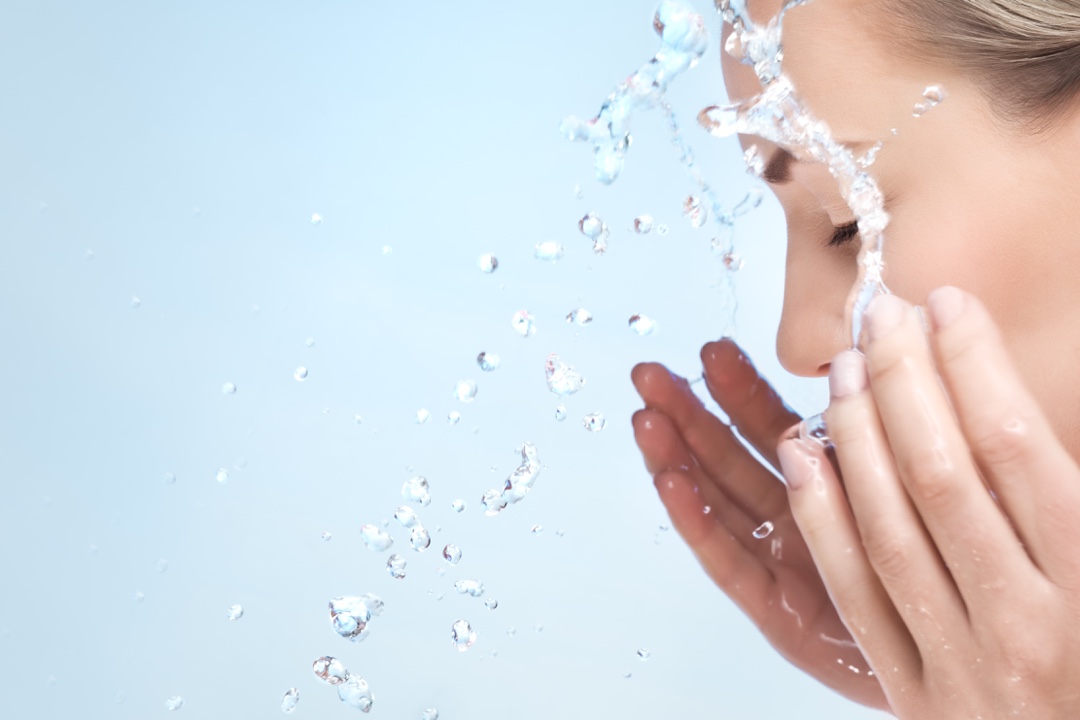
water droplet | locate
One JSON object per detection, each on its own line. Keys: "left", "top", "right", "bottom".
{"left": 633, "top": 215, "right": 654, "bottom": 234}
{"left": 566, "top": 308, "right": 593, "bottom": 325}
{"left": 386, "top": 554, "right": 406, "bottom": 579}
{"left": 534, "top": 241, "right": 565, "bottom": 261}
{"left": 753, "top": 521, "right": 775, "bottom": 539}
{"left": 415, "top": 408, "right": 431, "bottom": 424}
{"left": 441, "top": 544, "right": 463, "bottom": 565}
{"left": 484, "top": 598, "right": 499, "bottom": 610}
{"left": 721, "top": 252, "right": 744, "bottom": 271}
{"left": 481, "top": 488, "right": 508, "bottom": 516}
{"left": 134, "top": 591, "right": 145, "bottom": 603}
{"left": 226, "top": 604, "right": 244, "bottom": 621}
{"left": 507, "top": 626, "right": 517, "bottom": 636}
{"left": 624, "top": 671, "right": 633, "bottom": 679}
{"left": 221, "top": 382, "right": 237, "bottom": 395}
{"left": 156, "top": 559, "right": 169, "bottom": 573}
{"left": 454, "top": 579, "right": 484, "bottom": 597}
{"left": 478, "top": 253, "right": 499, "bottom": 273}
{"left": 683, "top": 195, "right": 708, "bottom": 228}
{"left": 394, "top": 506, "right": 419, "bottom": 528}
{"left": 402, "top": 476, "right": 432, "bottom": 506}
{"left": 85, "top": 249, "right": 95, "bottom": 261}
{"left": 310, "top": 213, "right": 323, "bottom": 226}
{"left": 573, "top": 183, "right": 584, "bottom": 199}
{"left": 451, "top": 620, "right": 477, "bottom": 651}
{"left": 353, "top": 414, "right": 364, "bottom": 425}
{"left": 511, "top": 310, "right": 536, "bottom": 337}
{"left": 477, "top": 352, "right": 501, "bottom": 371}
{"left": 410, "top": 526, "right": 432, "bottom": 551}
{"left": 163, "top": 472, "right": 176, "bottom": 485}
{"left": 591, "top": 228, "right": 610, "bottom": 255}
{"left": 337, "top": 675, "right": 374, "bottom": 712}
{"left": 165, "top": 695, "right": 184, "bottom": 711}
{"left": 294, "top": 367, "right": 308, "bottom": 382}
{"left": 422, "top": 709, "right": 439, "bottom": 720}
{"left": 637, "top": 648, "right": 651, "bottom": 661}
{"left": 703, "top": 505, "right": 712, "bottom": 515}
{"left": 857, "top": 141, "right": 883, "bottom": 169}
{"left": 629, "top": 314, "right": 657, "bottom": 336}
{"left": 657, "top": 224, "right": 669, "bottom": 236}
{"left": 555, "top": 404, "right": 567, "bottom": 421}
{"left": 451, "top": 499, "right": 466, "bottom": 513}
{"left": 531, "top": 524, "right": 544, "bottom": 535}
{"left": 578, "top": 212, "right": 605, "bottom": 241}
{"left": 453, "top": 380, "right": 478, "bottom": 403}
{"left": 281, "top": 688, "right": 300, "bottom": 714}
{"left": 744, "top": 144, "right": 765, "bottom": 176}
{"left": 447, "top": 411, "right": 461, "bottom": 426}
{"left": 130, "top": 296, "right": 142, "bottom": 309}
{"left": 534, "top": 623, "right": 544, "bottom": 633}
{"left": 912, "top": 85, "right": 946, "bottom": 117}
{"left": 321, "top": 531, "right": 333, "bottom": 542}
{"left": 382, "top": 245, "right": 393, "bottom": 256}
{"left": 329, "top": 595, "right": 384, "bottom": 643}
{"left": 360, "top": 524, "right": 394, "bottom": 552}
{"left": 545, "top": 353, "right": 585, "bottom": 397}
{"left": 87, "top": 543, "right": 99, "bottom": 555}
{"left": 583, "top": 413, "right": 606, "bottom": 432}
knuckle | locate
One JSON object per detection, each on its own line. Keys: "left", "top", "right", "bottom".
{"left": 899, "top": 450, "right": 957, "bottom": 507}
{"left": 861, "top": 524, "right": 915, "bottom": 586}
{"left": 967, "top": 414, "right": 1033, "bottom": 470}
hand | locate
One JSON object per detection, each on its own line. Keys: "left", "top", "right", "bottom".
{"left": 778, "top": 288, "right": 1080, "bottom": 718}
{"left": 631, "top": 339, "right": 889, "bottom": 710}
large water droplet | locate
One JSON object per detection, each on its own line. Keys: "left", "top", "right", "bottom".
{"left": 454, "top": 380, "right": 478, "bottom": 403}
{"left": 294, "top": 367, "right": 308, "bottom": 382}
{"left": 566, "top": 308, "right": 593, "bottom": 326}
{"left": 753, "top": 521, "right": 775, "bottom": 539}
{"left": 310, "top": 213, "right": 323, "bottom": 226}
{"left": 477, "top": 352, "right": 501, "bottom": 372}
{"left": 534, "top": 241, "right": 565, "bottom": 261}
{"left": 451, "top": 620, "right": 477, "bottom": 652}
{"left": 360, "top": 525, "right": 394, "bottom": 552}
{"left": 451, "top": 499, "right": 466, "bottom": 513}
{"left": 583, "top": 413, "right": 606, "bottom": 432}
{"left": 481, "top": 488, "right": 508, "bottom": 516}
{"left": 545, "top": 354, "right": 586, "bottom": 397}
{"left": 402, "top": 477, "right": 432, "bottom": 506}
{"left": 395, "top": 506, "right": 419, "bottom": 528}
{"left": 329, "top": 595, "right": 384, "bottom": 643}
{"left": 312, "top": 656, "right": 348, "bottom": 684}
{"left": 578, "top": 212, "right": 605, "bottom": 241}
{"left": 454, "top": 579, "right": 484, "bottom": 597}
{"left": 683, "top": 195, "right": 708, "bottom": 228}
{"left": 422, "top": 709, "right": 439, "bottom": 720}
{"left": 410, "top": 526, "right": 432, "bottom": 551}
{"left": 447, "top": 411, "right": 461, "bottom": 426}
{"left": 629, "top": 315, "right": 658, "bottom": 336}
{"left": 386, "top": 554, "right": 406, "bottom": 579}
{"left": 484, "top": 598, "right": 499, "bottom": 610}
{"left": 226, "top": 604, "right": 244, "bottom": 621}
{"left": 512, "top": 310, "right": 536, "bottom": 337}
{"left": 221, "top": 383, "right": 237, "bottom": 395}
{"left": 442, "top": 544, "right": 462, "bottom": 565}
{"left": 165, "top": 696, "right": 184, "bottom": 711}
{"left": 415, "top": 409, "right": 431, "bottom": 424}
{"left": 281, "top": 688, "right": 300, "bottom": 714}
{"left": 337, "top": 675, "right": 374, "bottom": 713}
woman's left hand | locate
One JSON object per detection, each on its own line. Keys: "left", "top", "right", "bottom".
{"left": 781, "top": 286, "right": 1080, "bottom": 718}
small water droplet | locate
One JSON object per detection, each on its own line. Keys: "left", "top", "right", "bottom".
{"left": 507, "top": 626, "right": 517, "bottom": 636}
{"left": 629, "top": 314, "right": 658, "bottom": 336}
{"left": 281, "top": 688, "right": 300, "bottom": 714}
{"left": 455, "top": 579, "right": 484, "bottom": 597}
{"left": 85, "top": 249, "right": 95, "bottom": 261}
{"left": 447, "top": 411, "right": 461, "bottom": 426}
{"left": 744, "top": 144, "right": 765, "bottom": 177}
{"left": 213, "top": 468, "right": 228, "bottom": 484}
{"left": 478, "top": 253, "right": 499, "bottom": 273}
{"left": 484, "top": 598, "right": 499, "bottom": 610}
{"left": 912, "top": 85, "right": 946, "bottom": 117}
{"left": 633, "top": 215, "right": 654, "bottom": 234}
{"left": 422, "top": 708, "right": 439, "bottom": 720}
{"left": 134, "top": 591, "right": 145, "bottom": 603}
{"left": 353, "top": 414, "right": 364, "bottom": 424}
{"left": 683, "top": 195, "right": 708, "bottom": 228}
{"left": 310, "top": 213, "right": 323, "bottom": 226}
{"left": 657, "top": 224, "right": 669, "bottom": 236}
{"left": 753, "top": 521, "right": 775, "bottom": 539}
{"left": 555, "top": 404, "right": 567, "bottom": 421}
{"left": 360, "top": 524, "right": 394, "bottom": 552}
{"left": 114, "top": 690, "right": 126, "bottom": 704}
{"left": 856, "top": 141, "right": 883, "bottom": 169}
{"left": 703, "top": 505, "right": 712, "bottom": 515}
{"left": 578, "top": 212, "right": 605, "bottom": 241}
{"left": 130, "top": 296, "right": 142, "bottom": 309}
{"left": 531, "top": 524, "right": 544, "bottom": 535}
{"left": 442, "top": 544, "right": 462, "bottom": 565}
{"left": 545, "top": 354, "right": 585, "bottom": 397}
{"left": 512, "top": 310, "right": 536, "bottom": 337}
{"left": 637, "top": 648, "right": 651, "bottom": 661}
{"left": 221, "top": 382, "right": 237, "bottom": 395}
{"left": 329, "top": 595, "right": 383, "bottom": 643}
{"left": 722, "top": 252, "right": 744, "bottom": 271}
{"left": 481, "top": 488, "right": 508, "bottom": 516}
{"left": 534, "top": 241, "right": 565, "bottom": 261}
{"left": 451, "top": 619, "right": 477, "bottom": 652}
{"left": 454, "top": 380, "right": 478, "bottom": 403}
{"left": 451, "top": 499, "right": 466, "bottom": 513}
{"left": 226, "top": 604, "right": 244, "bottom": 621}
{"left": 583, "top": 413, "right": 606, "bottom": 432}
{"left": 573, "top": 183, "right": 584, "bottom": 199}
{"left": 163, "top": 472, "right": 176, "bottom": 485}
{"left": 410, "top": 526, "right": 432, "bottom": 551}
{"left": 156, "top": 559, "right": 169, "bottom": 573}
{"left": 165, "top": 695, "right": 184, "bottom": 711}
{"left": 382, "top": 245, "right": 393, "bottom": 256}
{"left": 555, "top": 529, "right": 565, "bottom": 537}
{"left": 416, "top": 408, "right": 431, "bottom": 424}
{"left": 337, "top": 675, "right": 374, "bottom": 712}
{"left": 566, "top": 308, "right": 593, "bottom": 325}
{"left": 477, "top": 352, "right": 501, "bottom": 371}
{"left": 402, "top": 477, "right": 432, "bottom": 506}
{"left": 321, "top": 531, "right": 333, "bottom": 542}
{"left": 394, "top": 506, "right": 419, "bottom": 528}
{"left": 294, "top": 367, "right": 308, "bottom": 382}
{"left": 386, "top": 554, "right": 406, "bottom": 579}
{"left": 534, "top": 623, "right": 544, "bottom": 633}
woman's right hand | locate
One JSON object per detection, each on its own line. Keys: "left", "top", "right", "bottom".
{"left": 631, "top": 339, "right": 889, "bottom": 711}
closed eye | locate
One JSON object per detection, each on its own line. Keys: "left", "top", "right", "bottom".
{"left": 828, "top": 221, "right": 860, "bottom": 247}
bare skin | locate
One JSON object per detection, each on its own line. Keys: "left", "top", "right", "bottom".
{"left": 633, "top": 0, "right": 1080, "bottom": 716}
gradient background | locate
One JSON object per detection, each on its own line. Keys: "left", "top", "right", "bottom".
{"left": 0, "top": 1, "right": 889, "bottom": 718}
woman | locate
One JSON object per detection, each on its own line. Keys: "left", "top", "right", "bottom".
{"left": 633, "top": 0, "right": 1080, "bottom": 716}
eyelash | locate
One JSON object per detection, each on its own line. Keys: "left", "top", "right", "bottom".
{"left": 828, "top": 221, "right": 860, "bottom": 247}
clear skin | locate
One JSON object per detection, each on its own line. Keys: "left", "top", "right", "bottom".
{"left": 632, "top": 0, "right": 1080, "bottom": 716}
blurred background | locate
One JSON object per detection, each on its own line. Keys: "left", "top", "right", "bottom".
{"left": 0, "top": 0, "right": 888, "bottom": 717}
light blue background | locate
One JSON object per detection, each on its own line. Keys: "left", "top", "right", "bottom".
{"left": 0, "top": 1, "right": 888, "bottom": 718}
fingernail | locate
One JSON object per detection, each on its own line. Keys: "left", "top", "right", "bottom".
{"left": 927, "top": 286, "right": 965, "bottom": 330}
{"left": 777, "top": 438, "right": 812, "bottom": 491}
{"left": 865, "top": 293, "right": 907, "bottom": 341}
{"left": 829, "top": 350, "right": 868, "bottom": 398}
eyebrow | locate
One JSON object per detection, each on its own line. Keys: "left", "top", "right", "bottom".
{"left": 762, "top": 148, "right": 797, "bottom": 185}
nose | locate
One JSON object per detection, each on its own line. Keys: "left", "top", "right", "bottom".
{"left": 774, "top": 228, "right": 856, "bottom": 378}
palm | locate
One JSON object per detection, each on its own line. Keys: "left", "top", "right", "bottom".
{"left": 632, "top": 340, "right": 887, "bottom": 711}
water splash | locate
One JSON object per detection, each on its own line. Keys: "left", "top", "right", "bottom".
{"left": 329, "top": 595, "right": 384, "bottom": 642}
{"left": 482, "top": 443, "right": 542, "bottom": 514}
{"left": 545, "top": 354, "right": 586, "bottom": 397}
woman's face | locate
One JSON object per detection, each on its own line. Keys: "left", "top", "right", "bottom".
{"left": 724, "top": 0, "right": 1080, "bottom": 447}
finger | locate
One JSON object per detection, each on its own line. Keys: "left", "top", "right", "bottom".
{"left": 702, "top": 338, "right": 802, "bottom": 471}
{"left": 927, "top": 286, "right": 1080, "bottom": 583}
{"left": 826, "top": 350, "right": 970, "bottom": 659}
{"left": 632, "top": 362, "right": 789, "bottom": 521}
{"left": 779, "top": 435, "right": 921, "bottom": 687}
{"left": 862, "top": 294, "right": 1038, "bottom": 601}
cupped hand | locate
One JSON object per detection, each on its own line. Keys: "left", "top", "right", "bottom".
{"left": 631, "top": 339, "right": 889, "bottom": 710}
{"left": 777, "top": 288, "right": 1080, "bottom": 718}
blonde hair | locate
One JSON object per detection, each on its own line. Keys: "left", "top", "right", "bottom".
{"left": 882, "top": 0, "right": 1080, "bottom": 129}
